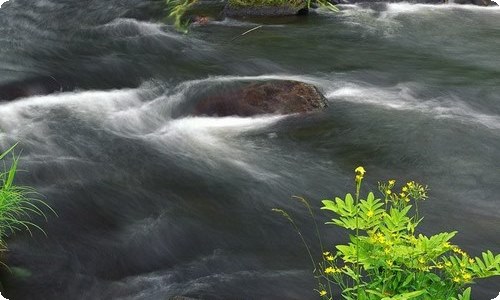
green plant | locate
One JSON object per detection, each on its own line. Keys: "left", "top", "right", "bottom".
{"left": 312, "top": 0, "right": 340, "bottom": 12}
{"left": 165, "top": 0, "right": 197, "bottom": 33}
{"left": 314, "top": 167, "right": 500, "bottom": 300}
{"left": 0, "top": 144, "right": 54, "bottom": 262}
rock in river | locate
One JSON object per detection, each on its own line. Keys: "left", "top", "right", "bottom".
{"left": 223, "top": 3, "right": 308, "bottom": 17}
{"left": 193, "top": 80, "right": 328, "bottom": 117}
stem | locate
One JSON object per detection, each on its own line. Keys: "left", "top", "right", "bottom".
{"left": 292, "top": 196, "right": 333, "bottom": 295}
{"left": 355, "top": 179, "right": 361, "bottom": 299}
{"left": 273, "top": 209, "right": 316, "bottom": 271}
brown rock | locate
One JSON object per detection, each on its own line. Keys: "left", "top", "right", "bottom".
{"left": 194, "top": 80, "right": 328, "bottom": 117}
{"left": 192, "top": 16, "right": 212, "bottom": 25}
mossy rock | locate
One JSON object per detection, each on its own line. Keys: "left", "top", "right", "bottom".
{"left": 224, "top": 0, "right": 308, "bottom": 17}
{"left": 193, "top": 80, "right": 328, "bottom": 117}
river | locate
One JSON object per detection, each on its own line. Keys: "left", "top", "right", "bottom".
{"left": 0, "top": 0, "right": 499, "bottom": 299}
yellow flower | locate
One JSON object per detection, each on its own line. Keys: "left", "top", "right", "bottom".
{"left": 388, "top": 179, "right": 396, "bottom": 185}
{"left": 462, "top": 273, "right": 472, "bottom": 281}
{"left": 366, "top": 210, "right": 374, "bottom": 218}
{"left": 323, "top": 251, "right": 330, "bottom": 256}
{"left": 399, "top": 192, "right": 406, "bottom": 197}
{"left": 386, "top": 189, "right": 392, "bottom": 195}
{"left": 469, "top": 258, "right": 475, "bottom": 264}
{"left": 443, "top": 242, "right": 451, "bottom": 248}
{"left": 418, "top": 257, "right": 426, "bottom": 264}
{"left": 386, "top": 260, "right": 393, "bottom": 267}
{"left": 326, "top": 255, "right": 334, "bottom": 261}
{"left": 324, "top": 267, "right": 335, "bottom": 274}
{"left": 445, "top": 261, "right": 452, "bottom": 267}
{"left": 404, "top": 197, "right": 410, "bottom": 203}
{"left": 319, "top": 290, "right": 327, "bottom": 296}
{"left": 402, "top": 186, "right": 408, "bottom": 192}
{"left": 384, "top": 248, "right": 391, "bottom": 254}
{"left": 376, "top": 232, "right": 385, "bottom": 244}
{"left": 453, "top": 276, "right": 461, "bottom": 283}
{"left": 355, "top": 166, "right": 366, "bottom": 175}
{"left": 355, "top": 175, "right": 363, "bottom": 182}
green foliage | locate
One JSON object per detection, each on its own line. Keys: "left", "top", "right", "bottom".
{"left": 314, "top": 0, "right": 340, "bottom": 12}
{"left": 165, "top": 0, "right": 197, "bottom": 33}
{"left": 0, "top": 145, "right": 54, "bottom": 260}
{"left": 315, "top": 167, "right": 500, "bottom": 299}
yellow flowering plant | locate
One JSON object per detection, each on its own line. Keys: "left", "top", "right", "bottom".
{"left": 315, "top": 167, "right": 500, "bottom": 300}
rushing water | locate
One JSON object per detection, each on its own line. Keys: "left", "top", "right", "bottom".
{"left": 0, "top": 0, "right": 499, "bottom": 299}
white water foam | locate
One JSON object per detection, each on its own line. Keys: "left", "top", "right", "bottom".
{"left": 98, "top": 18, "right": 183, "bottom": 39}
{"left": 210, "top": 18, "right": 285, "bottom": 28}
{"left": 0, "top": 0, "right": 8, "bottom": 7}
{"left": 2, "top": 75, "right": 496, "bottom": 178}
{"left": 0, "top": 81, "right": 286, "bottom": 179}
{"left": 334, "top": 3, "right": 500, "bottom": 37}
{"left": 144, "top": 115, "right": 284, "bottom": 176}
{"left": 0, "top": 88, "right": 145, "bottom": 160}
{"left": 340, "top": 2, "right": 500, "bottom": 15}
{"left": 326, "top": 82, "right": 500, "bottom": 130}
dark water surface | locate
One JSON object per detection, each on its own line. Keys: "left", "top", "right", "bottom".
{"left": 0, "top": 0, "right": 499, "bottom": 299}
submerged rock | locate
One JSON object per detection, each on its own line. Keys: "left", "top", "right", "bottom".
{"left": 0, "top": 76, "right": 70, "bottom": 101}
{"left": 451, "top": 0, "right": 493, "bottom": 5}
{"left": 194, "top": 80, "right": 328, "bottom": 117}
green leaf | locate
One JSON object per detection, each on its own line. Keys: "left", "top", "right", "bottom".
{"left": 401, "top": 274, "right": 414, "bottom": 287}
{"left": 0, "top": 143, "right": 18, "bottom": 160}
{"left": 366, "top": 289, "right": 385, "bottom": 297}
{"left": 401, "top": 290, "right": 427, "bottom": 298}
{"left": 458, "top": 287, "right": 471, "bottom": 300}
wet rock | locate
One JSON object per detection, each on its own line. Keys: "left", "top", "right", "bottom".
{"left": 329, "top": 0, "right": 494, "bottom": 5}
{"left": 0, "top": 75, "right": 72, "bottom": 101}
{"left": 192, "top": 15, "right": 213, "bottom": 25}
{"left": 452, "top": 0, "right": 492, "bottom": 5}
{"left": 223, "top": 3, "right": 308, "bottom": 17}
{"left": 194, "top": 80, "right": 328, "bottom": 117}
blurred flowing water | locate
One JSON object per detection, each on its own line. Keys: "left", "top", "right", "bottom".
{"left": 0, "top": 0, "right": 499, "bottom": 299}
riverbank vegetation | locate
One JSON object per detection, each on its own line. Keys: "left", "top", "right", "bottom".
{"left": 0, "top": 145, "right": 53, "bottom": 267}
{"left": 276, "top": 167, "right": 500, "bottom": 300}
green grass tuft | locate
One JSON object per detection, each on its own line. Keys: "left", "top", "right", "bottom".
{"left": 0, "top": 145, "right": 55, "bottom": 266}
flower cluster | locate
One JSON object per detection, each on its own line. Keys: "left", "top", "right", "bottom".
{"left": 378, "top": 179, "right": 428, "bottom": 207}
{"left": 314, "top": 166, "right": 500, "bottom": 300}
{"left": 355, "top": 166, "right": 365, "bottom": 183}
